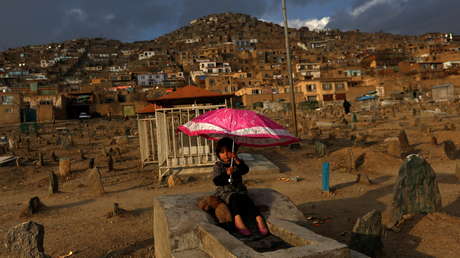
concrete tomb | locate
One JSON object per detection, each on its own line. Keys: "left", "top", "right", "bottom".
{"left": 153, "top": 188, "right": 367, "bottom": 258}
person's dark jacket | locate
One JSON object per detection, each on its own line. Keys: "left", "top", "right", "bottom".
{"left": 212, "top": 160, "right": 249, "bottom": 203}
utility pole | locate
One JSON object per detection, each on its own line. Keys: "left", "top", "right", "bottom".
{"left": 282, "top": 0, "right": 299, "bottom": 137}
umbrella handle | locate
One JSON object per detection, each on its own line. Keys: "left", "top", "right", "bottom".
{"left": 230, "top": 140, "right": 235, "bottom": 167}
{"left": 229, "top": 140, "right": 235, "bottom": 184}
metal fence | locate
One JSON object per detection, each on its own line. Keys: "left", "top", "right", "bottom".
{"left": 155, "top": 105, "right": 226, "bottom": 179}
{"left": 137, "top": 105, "right": 226, "bottom": 179}
{"left": 137, "top": 117, "right": 158, "bottom": 167}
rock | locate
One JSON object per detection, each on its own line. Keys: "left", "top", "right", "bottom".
{"left": 58, "top": 158, "right": 71, "bottom": 177}
{"left": 167, "top": 175, "right": 182, "bottom": 187}
{"left": 354, "top": 153, "right": 366, "bottom": 170}
{"left": 88, "top": 158, "right": 95, "bottom": 169}
{"left": 456, "top": 160, "right": 460, "bottom": 181}
{"left": 350, "top": 210, "right": 383, "bottom": 257}
{"left": 5, "top": 221, "right": 48, "bottom": 258}
{"left": 398, "top": 130, "right": 410, "bottom": 151}
{"left": 48, "top": 172, "right": 58, "bottom": 194}
{"left": 107, "top": 155, "right": 114, "bottom": 172}
{"left": 314, "top": 141, "right": 327, "bottom": 157}
{"left": 443, "top": 140, "right": 457, "bottom": 160}
{"left": 430, "top": 135, "right": 438, "bottom": 145}
{"left": 20, "top": 197, "right": 46, "bottom": 218}
{"left": 391, "top": 155, "right": 442, "bottom": 225}
{"left": 88, "top": 168, "right": 104, "bottom": 195}
{"left": 351, "top": 113, "right": 358, "bottom": 123}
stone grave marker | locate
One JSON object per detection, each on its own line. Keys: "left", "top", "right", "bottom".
{"left": 398, "top": 130, "right": 410, "bottom": 151}
{"left": 443, "top": 140, "right": 457, "bottom": 160}
{"left": 350, "top": 210, "right": 383, "bottom": 257}
{"left": 58, "top": 158, "right": 71, "bottom": 177}
{"left": 5, "top": 221, "right": 48, "bottom": 258}
{"left": 88, "top": 168, "right": 104, "bottom": 195}
{"left": 48, "top": 172, "right": 58, "bottom": 194}
{"left": 391, "top": 155, "right": 442, "bottom": 225}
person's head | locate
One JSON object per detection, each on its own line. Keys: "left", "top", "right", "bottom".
{"left": 215, "top": 137, "right": 239, "bottom": 163}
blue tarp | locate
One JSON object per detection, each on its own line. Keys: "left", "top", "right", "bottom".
{"left": 356, "top": 95, "right": 377, "bottom": 101}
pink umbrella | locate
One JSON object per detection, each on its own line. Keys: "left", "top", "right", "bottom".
{"left": 177, "top": 108, "right": 299, "bottom": 147}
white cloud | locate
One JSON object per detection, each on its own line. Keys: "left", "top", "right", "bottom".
{"left": 104, "top": 13, "right": 116, "bottom": 22}
{"left": 286, "top": 17, "right": 330, "bottom": 30}
{"left": 67, "top": 8, "right": 88, "bottom": 22}
{"left": 350, "top": 0, "right": 409, "bottom": 17}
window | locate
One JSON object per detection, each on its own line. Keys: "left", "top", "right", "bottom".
{"left": 307, "top": 96, "right": 317, "bottom": 102}
{"left": 4, "top": 108, "right": 13, "bottom": 113}
{"left": 306, "top": 84, "right": 316, "bottom": 92}
{"left": 322, "top": 83, "right": 332, "bottom": 90}
{"left": 335, "top": 83, "right": 345, "bottom": 90}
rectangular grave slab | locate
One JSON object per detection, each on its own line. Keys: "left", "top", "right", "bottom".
{"left": 153, "top": 189, "right": 364, "bottom": 258}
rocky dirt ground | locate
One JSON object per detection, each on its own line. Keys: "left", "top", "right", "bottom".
{"left": 1, "top": 103, "right": 460, "bottom": 257}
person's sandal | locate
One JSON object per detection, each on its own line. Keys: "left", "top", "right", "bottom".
{"left": 258, "top": 225, "right": 269, "bottom": 236}
{"left": 238, "top": 229, "right": 252, "bottom": 236}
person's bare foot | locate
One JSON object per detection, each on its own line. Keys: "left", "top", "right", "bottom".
{"left": 235, "top": 215, "right": 251, "bottom": 236}
{"left": 256, "top": 216, "right": 269, "bottom": 235}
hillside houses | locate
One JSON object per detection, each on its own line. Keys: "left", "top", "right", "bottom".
{"left": 1, "top": 12, "right": 460, "bottom": 124}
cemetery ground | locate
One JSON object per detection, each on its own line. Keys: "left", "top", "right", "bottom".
{"left": 1, "top": 110, "right": 460, "bottom": 257}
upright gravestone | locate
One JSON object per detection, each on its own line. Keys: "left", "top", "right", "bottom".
{"left": 88, "top": 158, "right": 95, "bottom": 169}
{"left": 351, "top": 113, "right": 358, "bottom": 123}
{"left": 58, "top": 158, "right": 71, "bottom": 177}
{"left": 391, "top": 154, "right": 442, "bottom": 225}
{"left": 5, "top": 221, "right": 48, "bottom": 258}
{"left": 398, "top": 130, "right": 410, "bottom": 151}
{"left": 314, "top": 141, "right": 327, "bottom": 157}
{"left": 349, "top": 210, "right": 383, "bottom": 257}
{"left": 48, "top": 172, "right": 58, "bottom": 194}
{"left": 88, "top": 168, "right": 104, "bottom": 195}
{"left": 443, "top": 140, "right": 457, "bottom": 160}
{"left": 107, "top": 155, "right": 114, "bottom": 172}
{"left": 456, "top": 160, "right": 460, "bottom": 181}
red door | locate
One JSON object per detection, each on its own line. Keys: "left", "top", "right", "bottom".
{"left": 323, "top": 94, "right": 334, "bottom": 101}
{"left": 335, "top": 94, "right": 346, "bottom": 100}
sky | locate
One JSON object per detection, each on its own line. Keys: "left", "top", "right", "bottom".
{"left": 1, "top": 0, "right": 460, "bottom": 50}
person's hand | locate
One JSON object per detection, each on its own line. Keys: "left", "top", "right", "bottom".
{"left": 231, "top": 152, "right": 241, "bottom": 164}
{"left": 226, "top": 167, "right": 234, "bottom": 176}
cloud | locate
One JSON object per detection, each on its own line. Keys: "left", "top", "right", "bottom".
{"left": 350, "top": 0, "right": 391, "bottom": 17}
{"left": 67, "top": 8, "right": 88, "bottom": 22}
{"left": 328, "top": 0, "right": 460, "bottom": 34}
{"left": 288, "top": 17, "right": 330, "bottom": 30}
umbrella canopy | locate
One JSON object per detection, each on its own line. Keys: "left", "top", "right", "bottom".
{"left": 177, "top": 108, "right": 299, "bottom": 147}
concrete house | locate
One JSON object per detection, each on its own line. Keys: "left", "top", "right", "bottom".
{"left": 137, "top": 73, "right": 167, "bottom": 87}
{"left": 199, "top": 61, "right": 231, "bottom": 74}
{"left": 0, "top": 93, "right": 22, "bottom": 124}
{"left": 295, "top": 63, "right": 321, "bottom": 80}
{"left": 296, "top": 79, "right": 349, "bottom": 102}
{"left": 138, "top": 51, "right": 156, "bottom": 60}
